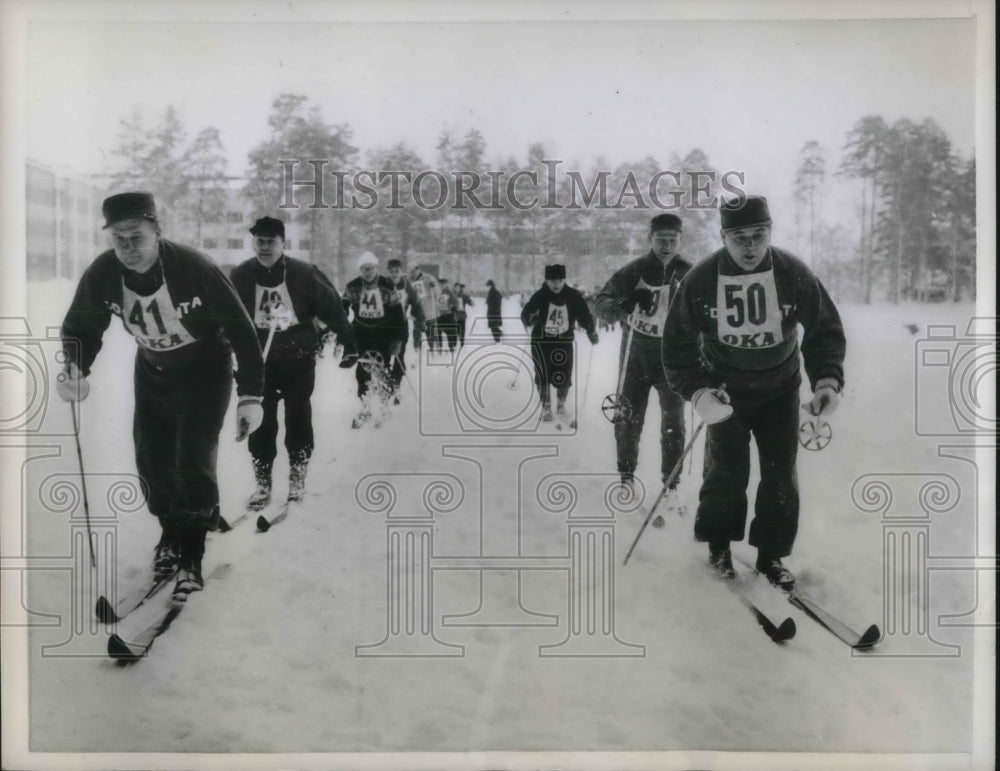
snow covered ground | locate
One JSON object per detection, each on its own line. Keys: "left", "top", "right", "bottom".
{"left": 11, "top": 278, "right": 993, "bottom": 767}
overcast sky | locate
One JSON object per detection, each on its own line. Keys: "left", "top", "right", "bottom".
{"left": 25, "top": 14, "right": 976, "bottom": 228}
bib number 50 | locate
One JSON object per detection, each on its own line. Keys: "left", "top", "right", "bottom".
{"left": 724, "top": 283, "right": 767, "bottom": 328}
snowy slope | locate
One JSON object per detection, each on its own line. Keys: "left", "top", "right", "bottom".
{"left": 20, "top": 279, "right": 983, "bottom": 759}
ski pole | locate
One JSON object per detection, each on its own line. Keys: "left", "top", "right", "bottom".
{"left": 581, "top": 341, "right": 595, "bottom": 407}
{"left": 615, "top": 322, "right": 635, "bottom": 398}
{"left": 392, "top": 355, "right": 420, "bottom": 402}
{"left": 600, "top": 322, "right": 635, "bottom": 423}
{"left": 623, "top": 420, "right": 705, "bottom": 566}
{"left": 69, "top": 404, "right": 97, "bottom": 569}
{"left": 686, "top": 402, "right": 695, "bottom": 475}
{"left": 261, "top": 316, "right": 279, "bottom": 362}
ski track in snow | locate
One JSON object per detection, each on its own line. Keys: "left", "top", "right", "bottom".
{"left": 22, "top": 279, "right": 979, "bottom": 754}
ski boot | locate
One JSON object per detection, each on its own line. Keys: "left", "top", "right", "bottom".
{"left": 172, "top": 560, "right": 204, "bottom": 606}
{"left": 756, "top": 555, "right": 795, "bottom": 591}
{"left": 288, "top": 452, "right": 309, "bottom": 503}
{"left": 662, "top": 486, "right": 687, "bottom": 518}
{"left": 247, "top": 459, "right": 272, "bottom": 512}
{"left": 152, "top": 531, "right": 180, "bottom": 581}
{"left": 352, "top": 408, "right": 372, "bottom": 429}
{"left": 708, "top": 541, "right": 736, "bottom": 580}
{"left": 171, "top": 531, "right": 206, "bottom": 606}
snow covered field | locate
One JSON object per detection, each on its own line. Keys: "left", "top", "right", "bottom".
{"left": 12, "top": 278, "right": 992, "bottom": 765}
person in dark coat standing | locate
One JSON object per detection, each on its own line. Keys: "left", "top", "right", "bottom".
{"left": 436, "top": 278, "right": 458, "bottom": 353}
{"left": 520, "top": 264, "right": 599, "bottom": 424}
{"left": 453, "top": 283, "right": 473, "bottom": 347}
{"left": 59, "top": 192, "right": 264, "bottom": 604}
{"left": 230, "top": 216, "right": 357, "bottom": 511}
{"left": 662, "top": 195, "right": 846, "bottom": 588}
{"left": 486, "top": 279, "right": 503, "bottom": 343}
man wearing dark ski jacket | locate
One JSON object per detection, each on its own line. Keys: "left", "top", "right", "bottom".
{"left": 486, "top": 279, "right": 503, "bottom": 343}
{"left": 342, "top": 252, "right": 408, "bottom": 427}
{"left": 59, "top": 191, "right": 264, "bottom": 605}
{"left": 521, "top": 264, "right": 599, "bottom": 423}
{"left": 387, "top": 258, "right": 425, "bottom": 396}
{"left": 594, "top": 213, "right": 692, "bottom": 500}
{"left": 662, "top": 195, "right": 846, "bottom": 588}
{"left": 230, "top": 216, "right": 357, "bottom": 511}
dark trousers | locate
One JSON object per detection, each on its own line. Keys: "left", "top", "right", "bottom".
{"left": 391, "top": 332, "right": 409, "bottom": 388}
{"left": 694, "top": 386, "right": 801, "bottom": 557}
{"left": 133, "top": 354, "right": 232, "bottom": 530}
{"left": 613, "top": 333, "right": 685, "bottom": 484}
{"left": 438, "top": 313, "right": 457, "bottom": 351}
{"left": 489, "top": 325, "right": 502, "bottom": 343}
{"left": 248, "top": 359, "right": 316, "bottom": 466}
{"left": 355, "top": 325, "right": 396, "bottom": 398}
{"left": 456, "top": 316, "right": 467, "bottom": 346}
{"left": 531, "top": 337, "right": 574, "bottom": 405}
{"left": 423, "top": 320, "right": 436, "bottom": 351}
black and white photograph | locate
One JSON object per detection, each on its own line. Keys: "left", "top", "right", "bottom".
{"left": 1, "top": 1, "right": 995, "bottom": 769}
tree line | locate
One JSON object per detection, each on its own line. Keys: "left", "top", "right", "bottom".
{"left": 792, "top": 118, "right": 975, "bottom": 302}
{"left": 110, "top": 95, "right": 975, "bottom": 301}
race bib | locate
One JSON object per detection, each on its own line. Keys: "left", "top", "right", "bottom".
{"left": 544, "top": 303, "right": 569, "bottom": 336}
{"left": 627, "top": 277, "right": 670, "bottom": 337}
{"left": 359, "top": 286, "right": 385, "bottom": 319}
{"left": 253, "top": 282, "right": 300, "bottom": 330}
{"left": 413, "top": 279, "right": 427, "bottom": 298}
{"left": 121, "top": 281, "right": 196, "bottom": 352}
{"left": 716, "top": 267, "right": 783, "bottom": 348}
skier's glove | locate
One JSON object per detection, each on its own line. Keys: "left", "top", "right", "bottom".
{"left": 692, "top": 387, "right": 733, "bottom": 425}
{"left": 629, "top": 288, "right": 654, "bottom": 313}
{"left": 235, "top": 396, "right": 264, "bottom": 441}
{"left": 338, "top": 352, "right": 359, "bottom": 369}
{"left": 808, "top": 378, "right": 841, "bottom": 417}
{"left": 587, "top": 330, "right": 599, "bottom": 345}
{"left": 56, "top": 361, "right": 90, "bottom": 402}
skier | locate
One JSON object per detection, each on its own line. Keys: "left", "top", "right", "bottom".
{"left": 408, "top": 265, "right": 440, "bottom": 354}
{"left": 386, "top": 258, "right": 425, "bottom": 397}
{"left": 485, "top": 279, "right": 503, "bottom": 343}
{"left": 230, "top": 216, "right": 357, "bottom": 512}
{"left": 342, "top": 252, "right": 408, "bottom": 427}
{"left": 58, "top": 191, "right": 264, "bottom": 604}
{"left": 594, "top": 213, "right": 692, "bottom": 508}
{"left": 661, "top": 195, "right": 846, "bottom": 588}
{"left": 453, "top": 282, "right": 473, "bottom": 347}
{"left": 437, "top": 278, "right": 458, "bottom": 353}
{"left": 520, "top": 264, "right": 599, "bottom": 424}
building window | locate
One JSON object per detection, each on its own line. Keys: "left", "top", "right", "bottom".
{"left": 203, "top": 238, "right": 219, "bottom": 249}
{"left": 226, "top": 212, "right": 243, "bottom": 224}
{"left": 299, "top": 239, "right": 312, "bottom": 251}
{"left": 227, "top": 239, "right": 243, "bottom": 250}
